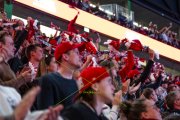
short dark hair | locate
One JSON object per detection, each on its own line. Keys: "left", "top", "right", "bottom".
{"left": 74, "top": 86, "right": 101, "bottom": 106}
{"left": 120, "top": 101, "right": 132, "bottom": 118}
{"left": 76, "top": 79, "right": 103, "bottom": 106}
{"left": 25, "top": 44, "right": 41, "bottom": 60}
{"left": 142, "top": 88, "right": 154, "bottom": 99}
{"left": 120, "top": 99, "right": 147, "bottom": 120}
{"left": 166, "top": 91, "right": 178, "bottom": 109}
{"left": 0, "top": 31, "right": 10, "bottom": 44}
{"left": 128, "top": 99, "right": 147, "bottom": 120}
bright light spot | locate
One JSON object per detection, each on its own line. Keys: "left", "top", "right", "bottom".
{"left": 125, "top": 30, "right": 140, "bottom": 41}
{"left": 105, "top": 10, "right": 114, "bottom": 16}
{"left": 143, "top": 26, "right": 148, "bottom": 29}
{"left": 84, "top": 27, "right": 90, "bottom": 33}
{"left": 33, "top": 0, "right": 56, "bottom": 13}
{"left": 99, "top": 7, "right": 104, "bottom": 12}
{"left": 90, "top": 3, "right": 96, "bottom": 8}
{"left": 12, "top": 15, "right": 27, "bottom": 25}
{"left": 133, "top": 22, "right": 138, "bottom": 26}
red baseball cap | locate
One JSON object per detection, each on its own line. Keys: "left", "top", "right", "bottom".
{"left": 79, "top": 66, "right": 110, "bottom": 93}
{"left": 54, "top": 41, "right": 82, "bottom": 61}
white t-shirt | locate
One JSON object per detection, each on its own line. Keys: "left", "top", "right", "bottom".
{"left": 0, "top": 85, "right": 21, "bottom": 116}
{"left": 0, "top": 85, "right": 63, "bottom": 120}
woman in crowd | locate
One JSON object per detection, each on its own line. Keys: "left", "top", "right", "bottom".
{"left": 36, "top": 54, "right": 58, "bottom": 77}
{"left": 120, "top": 99, "right": 162, "bottom": 120}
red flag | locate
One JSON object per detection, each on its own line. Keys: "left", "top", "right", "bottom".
{"left": 130, "top": 39, "right": 143, "bottom": 51}
{"left": 68, "top": 13, "right": 79, "bottom": 34}
{"left": 125, "top": 39, "right": 143, "bottom": 51}
{"left": 27, "top": 19, "right": 35, "bottom": 43}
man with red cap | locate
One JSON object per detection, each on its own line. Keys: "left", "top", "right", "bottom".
{"left": 37, "top": 41, "right": 83, "bottom": 110}
{"left": 61, "top": 66, "right": 115, "bottom": 120}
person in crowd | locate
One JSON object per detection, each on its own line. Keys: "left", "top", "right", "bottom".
{"left": 159, "top": 23, "right": 172, "bottom": 43}
{"left": 127, "top": 48, "right": 155, "bottom": 101}
{"left": 120, "top": 98, "right": 162, "bottom": 120}
{"left": 36, "top": 41, "right": 82, "bottom": 110}
{"left": 156, "top": 86, "right": 167, "bottom": 102}
{"left": 165, "top": 91, "right": 180, "bottom": 115}
{"left": 36, "top": 54, "right": 58, "bottom": 77}
{"left": 167, "top": 84, "right": 179, "bottom": 93}
{"left": 164, "top": 113, "right": 180, "bottom": 120}
{"left": 61, "top": 66, "right": 115, "bottom": 120}
{"left": 24, "top": 44, "right": 43, "bottom": 79}
{"left": 0, "top": 85, "right": 63, "bottom": 120}
{"left": 18, "top": 44, "right": 43, "bottom": 96}
{"left": 80, "top": 0, "right": 91, "bottom": 12}
{"left": 141, "top": 88, "right": 158, "bottom": 103}
{"left": 0, "top": 31, "right": 32, "bottom": 89}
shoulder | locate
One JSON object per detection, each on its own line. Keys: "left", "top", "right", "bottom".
{"left": 41, "top": 72, "right": 56, "bottom": 80}
{"left": 0, "top": 85, "right": 21, "bottom": 100}
{"left": 39, "top": 72, "right": 60, "bottom": 84}
{"left": 62, "top": 103, "right": 84, "bottom": 119}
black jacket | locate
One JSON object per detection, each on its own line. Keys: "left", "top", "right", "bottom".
{"left": 131, "top": 59, "right": 154, "bottom": 86}
{"left": 62, "top": 102, "right": 108, "bottom": 120}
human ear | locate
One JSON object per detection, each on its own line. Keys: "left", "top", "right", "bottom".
{"left": 62, "top": 54, "right": 69, "bottom": 61}
{"left": 91, "top": 83, "right": 99, "bottom": 92}
{"left": 141, "top": 112, "right": 148, "bottom": 119}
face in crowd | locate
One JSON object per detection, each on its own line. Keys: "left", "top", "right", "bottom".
{"left": 66, "top": 48, "right": 82, "bottom": 69}
{"left": 31, "top": 46, "right": 43, "bottom": 62}
{"left": 141, "top": 99, "right": 162, "bottom": 120}
{"left": 96, "top": 76, "right": 115, "bottom": 103}
{"left": 0, "top": 34, "right": 16, "bottom": 59}
{"left": 45, "top": 56, "right": 58, "bottom": 72}
{"left": 128, "top": 99, "right": 162, "bottom": 120}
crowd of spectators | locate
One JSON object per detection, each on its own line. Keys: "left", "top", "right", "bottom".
{"left": 0, "top": 4, "right": 180, "bottom": 120}
{"left": 60, "top": 0, "right": 180, "bottom": 49}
